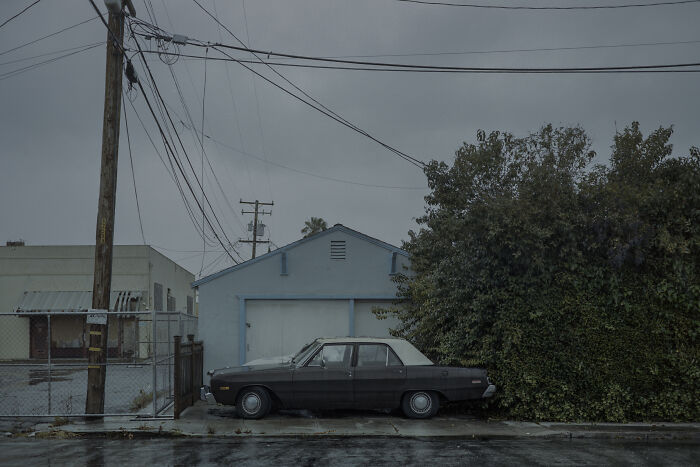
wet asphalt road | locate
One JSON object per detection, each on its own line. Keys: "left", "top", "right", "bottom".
{"left": 1, "top": 437, "right": 698, "bottom": 466}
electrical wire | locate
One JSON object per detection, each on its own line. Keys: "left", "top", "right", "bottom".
{"left": 271, "top": 38, "right": 700, "bottom": 60}
{"left": 136, "top": 10, "right": 249, "bottom": 237}
{"left": 188, "top": 39, "right": 700, "bottom": 73}
{"left": 0, "top": 43, "right": 101, "bottom": 81}
{"left": 0, "top": 42, "right": 103, "bottom": 66}
{"left": 198, "top": 47, "right": 208, "bottom": 276}
{"left": 396, "top": 0, "right": 700, "bottom": 10}
{"left": 130, "top": 33, "right": 243, "bottom": 263}
{"left": 127, "top": 80, "right": 220, "bottom": 249}
{"left": 161, "top": 56, "right": 248, "bottom": 236}
{"left": 122, "top": 93, "right": 147, "bottom": 245}
{"left": 0, "top": 0, "right": 41, "bottom": 31}
{"left": 211, "top": 0, "right": 255, "bottom": 197}
{"left": 137, "top": 49, "right": 700, "bottom": 73}
{"left": 174, "top": 117, "right": 428, "bottom": 190}
{"left": 190, "top": 0, "right": 425, "bottom": 168}
{"left": 0, "top": 16, "right": 99, "bottom": 57}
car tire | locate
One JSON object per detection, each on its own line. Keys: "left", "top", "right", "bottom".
{"left": 401, "top": 391, "right": 439, "bottom": 419}
{"left": 235, "top": 386, "right": 272, "bottom": 419}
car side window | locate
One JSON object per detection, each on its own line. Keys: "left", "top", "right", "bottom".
{"left": 306, "top": 344, "right": 353, "bottom": 368}
{"left": 357, "top": 344, "right": 403, "bottom": 367}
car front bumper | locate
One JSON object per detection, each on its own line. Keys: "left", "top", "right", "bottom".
{"left": 200, "top": 385, "right": 217, "bottom": 405}
{"left": 482, "top": 384, "right": 496, "bottom": 398}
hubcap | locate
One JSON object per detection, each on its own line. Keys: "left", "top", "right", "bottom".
{"left": 242, "top": 393, "right": 262, "bottom": 414}
{"left": 410, "top": 393, "right": 431, "bottom": 414}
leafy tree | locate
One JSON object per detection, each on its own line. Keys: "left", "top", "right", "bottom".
{"left": 384, "top": 123, "right": 699, "bottom": 422}
{"left": 301, "top": 217, "right": 328, "bottom": 238}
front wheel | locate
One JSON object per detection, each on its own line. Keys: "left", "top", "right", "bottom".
{"left": 235, "top": 387, "right": 272, "bottom": 419}
{"left": 401, "top": 390, "right": 439, "bottom": 419}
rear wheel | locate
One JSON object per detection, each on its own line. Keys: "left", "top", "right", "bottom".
{"left": 235, "top": 387, "right": 272, "bottom": 419}
{"left": 401, "top": 391, "right": 439, "bottom": 419}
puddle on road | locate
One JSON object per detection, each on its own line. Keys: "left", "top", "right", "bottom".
{"left": 28, "top": 368, "right": 82, "bottom": 386}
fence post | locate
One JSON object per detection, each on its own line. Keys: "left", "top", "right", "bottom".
{"left": 188, "top": 334, "right": 195, "bottom": 405}
{"left": 151, "top": 308, "right": 157, "bottom": 417}
{"left": 173, "top": 335, "right": 181, "bottom": 419}
{"left": 47, "top": 313, "right": 51, "bottom": 415}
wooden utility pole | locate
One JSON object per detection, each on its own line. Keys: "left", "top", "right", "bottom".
{"left": 85, "top": 0, "right": 135, "bottom": 416}
{"left": 240, "top": 199, "right": 273, "bottom": 259}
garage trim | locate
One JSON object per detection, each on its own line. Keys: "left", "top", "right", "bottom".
{"left": 237, "top": 294, "right": 397, "bottom": 365}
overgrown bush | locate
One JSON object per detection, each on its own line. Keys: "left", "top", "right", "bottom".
{"left": 383, "top": 123, "right": 700, "bottom": 422}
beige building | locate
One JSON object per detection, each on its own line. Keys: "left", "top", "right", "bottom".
{"left": 0, "top": 244, "right": 194, "bottom": 359}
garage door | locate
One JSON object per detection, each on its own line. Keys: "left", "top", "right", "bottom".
{"left": 245, "top": 300, "right": 349, "bottom": 363}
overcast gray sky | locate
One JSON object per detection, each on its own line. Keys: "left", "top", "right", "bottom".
{"left": 1, "top": 0, "right": 698, "bottom": 277}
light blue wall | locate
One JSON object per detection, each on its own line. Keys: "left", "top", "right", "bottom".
{"left": 198, "top": 228, "right": 410, "bottom": 372}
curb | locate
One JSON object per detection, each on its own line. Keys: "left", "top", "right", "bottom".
{"left": 24, "top": 427, "right": 700, "bottom": 441}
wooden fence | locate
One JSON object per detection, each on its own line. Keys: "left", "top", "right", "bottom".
{"left": 173, "top": 334, "right": 203, "bottom": 419}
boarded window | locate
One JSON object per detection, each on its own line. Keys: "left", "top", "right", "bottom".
{"left": 330, "top": 240, "right": 346, "bottom": 260}
{"left": 154, "top": 282, "right": 163, "bottom": 311}
{"left": 187, "top": 296, "right": 194, "bottom": 315}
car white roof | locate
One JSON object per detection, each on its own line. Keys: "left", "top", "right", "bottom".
{"left": 315, "top": 337, "right": 434, "bottom": 366}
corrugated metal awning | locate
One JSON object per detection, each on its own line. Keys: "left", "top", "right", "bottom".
{"left": 13, "top": 290, "right": 144, "bottom": 313}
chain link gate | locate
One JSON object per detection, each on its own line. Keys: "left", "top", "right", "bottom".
{"left": 0, "top": 310, "right": 198, "bottom": 418}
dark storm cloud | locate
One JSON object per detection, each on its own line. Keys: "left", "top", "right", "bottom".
{"left": 1, "top": 0, "right": 698, "bottom": 275}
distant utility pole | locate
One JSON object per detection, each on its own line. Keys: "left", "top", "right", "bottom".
{"left": 240, "top": 199, "right": 273, "bottom": 259}
{"left": 85, "top": 0, "right": 135, "bottom": 417}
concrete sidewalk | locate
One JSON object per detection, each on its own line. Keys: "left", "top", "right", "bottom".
{"left": 9, "top": 402, "right": 700, "bottom": 440}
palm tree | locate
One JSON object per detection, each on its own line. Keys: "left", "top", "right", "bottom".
{"left": 301, "top": 217, "right": 328, "bottom": 238}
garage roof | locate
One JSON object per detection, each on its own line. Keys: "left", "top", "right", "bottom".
{"left": 192, "top": 224, "right": 408, "bottom": 287}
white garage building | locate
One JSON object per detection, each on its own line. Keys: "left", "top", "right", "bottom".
{"left": 194, "top": 225, "right": 409, "bottom": 373}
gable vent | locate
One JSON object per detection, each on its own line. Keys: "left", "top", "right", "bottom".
{"left": 330, "top": 240, "right": 346, "bottom": 260}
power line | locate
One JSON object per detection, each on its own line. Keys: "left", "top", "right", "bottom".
{"left": 0, "top": 43, "right": 101, "bottom": 81}
{"left": 162, "top": 58, "right": 248, "bottom": 235}
{"left": 198, "top": 47, "right": 208, "bottom": 276}
{"left": 211, "top": 0, "right": 255, "bottom": 196}
{"left": 130, "top": 34, "right": 242, "bottom": 263}
{"left": 273, "top": 38, "right": 700, "bottom": 60}
{"left": 396, "top": 0, "right": 700, "bottom": 10}
{"left": 189, "top": 1, "right": 425, "bottom": 168}
{"left": 0, "top": 16, "right": 99, "bottom": 57}
{"left": 122, "top": 93, "right": 147, "bottom": 245}
{"left": 186, "top": 39, "right": 700, "bottom": 73}
{"left": 175, "top": 117, "right": 428, "bottom": 190}
{"left": 240, "top": 0, "right": 274, "bottom": 202}
{"left": 211, "top": 44, "right": 426, "bottom": 168}
{"left": 0, "top": 0, "right": 41, "bottom": 31}
{"left": 134, "top": 47, "right": 700, "bottom": 73}
{"left": 123, "top": 84, "right": 222, "bottom": 248}
{"left": 0, "top": 42, "right": 103, "bottom": 66}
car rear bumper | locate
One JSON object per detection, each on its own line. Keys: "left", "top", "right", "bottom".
{"left": 482, "top": 384, "right": 496, "bottom": 398}
{"left": 200, "top": 385, "right": 217, "bottom": 405}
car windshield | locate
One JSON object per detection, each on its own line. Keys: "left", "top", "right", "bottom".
{"left": 291, "top": 339, "right": 319, "bottom": 365}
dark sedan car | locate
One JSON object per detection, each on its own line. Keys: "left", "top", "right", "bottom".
{"left": 201, "top": 337, "right": 495, "bottom": 419}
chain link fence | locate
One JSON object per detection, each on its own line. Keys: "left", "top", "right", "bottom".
{"left": 0, "top": 311, "right": 198, "bottom": 418}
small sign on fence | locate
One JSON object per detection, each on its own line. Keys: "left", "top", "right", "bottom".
{"left": 86, "top": 309, "right": 108, "bottom": 325}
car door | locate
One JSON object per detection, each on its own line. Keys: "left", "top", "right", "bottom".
{"left": 353, "top": 343, "right": 406, "bottom": 409}
{"left": 292, "top": 343, "right": 354, "bottom": 409}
